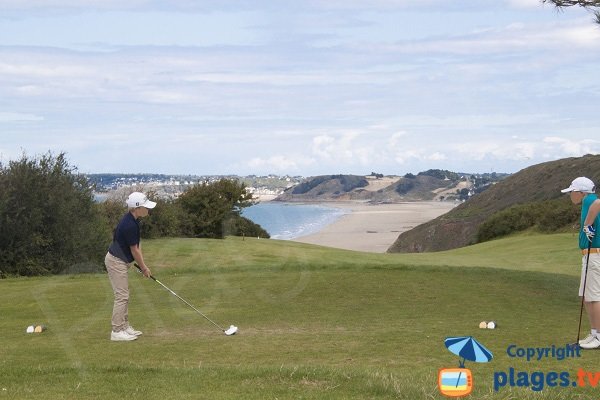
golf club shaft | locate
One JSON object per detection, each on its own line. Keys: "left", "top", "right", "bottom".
{"left": 576, "top": 241, "right": 593, "bottom": 345}
{"left": 134, "top": 264, "right": 226, "bottom": 332}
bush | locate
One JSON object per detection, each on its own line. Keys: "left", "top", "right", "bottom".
{"left": 139, "top": 194, "right": 184, "bottom": 239}
{"left": 0, "top": 152, "right": 108, "bottom": 276}
{"left": 176, "top": 179, "right": 255, "bottom": 238}
{"left": 222, "top": 215, "right": 270, "bottom": 238}
{"left": 395, "top": 179, "right": 415, "bottom": 195}
{"left": 291, "top": 175, "right": 368, "bottom": 195}
{"left": 476, "top": 197, "right": 579, "bottom": 242}
{"left": 537, "top": 198, "right": 580, "bottom": 232}
{"left": 418, "top": 169, "right": 459, "bottom": 181}
{"left": 338, "top": 175, "right": 368, "bottom": 191}
{"left": 476, "top": 204, "right": 538, "bottom": 242}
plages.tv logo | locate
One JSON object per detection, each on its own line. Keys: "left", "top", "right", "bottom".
{"left": 439, "top": 336, "right": 493, "bottom": 398}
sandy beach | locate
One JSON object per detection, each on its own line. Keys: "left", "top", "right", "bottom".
{"left": 292, "top": 201, "right": 456, "bottom": 253}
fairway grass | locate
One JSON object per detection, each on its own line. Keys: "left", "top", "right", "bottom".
{"left": 1, "top": 234, "right": 597, "bottom": 399}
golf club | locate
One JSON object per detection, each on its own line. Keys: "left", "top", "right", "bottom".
{"left": 135, "top": 264, "right": 238, "bottom": 336}
{"left": 574, "top": 241, "right": 593, "bottom": 347}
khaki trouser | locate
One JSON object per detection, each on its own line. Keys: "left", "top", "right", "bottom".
{"left": 581, "top": 253, "right": 600, "bottom": 301}
{"left": 105, "top": 252, "right": 130, "bottom": 332}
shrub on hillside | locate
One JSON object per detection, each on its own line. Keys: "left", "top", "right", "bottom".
{"left": 476, "top": 204, "right": 538, "bottom": 242}
{"left": 476, "top": 197, "right": 579, "bottom": 242}
{"left": 418, "top": 169, "right": 460, "bottom": 181}
{"left": 537, "top": 198, "right": 580, "bottom": 232}
{"left": 291, "top": 175, "right": 368, "bottom": 195}
{"left": 395, "top": 179, "right": 415, "bottom": 195}
{"left": 338, "top": 175, "right": 368, "bottom": 191}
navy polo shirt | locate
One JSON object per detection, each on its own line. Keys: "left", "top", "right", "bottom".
{"left": 108, "top": 212, "right": 140, "bottom": 263}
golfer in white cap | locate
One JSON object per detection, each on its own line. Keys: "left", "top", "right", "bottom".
{"left": 562, "top": 177, "right": 600, "bottom": 349}
{"left": 104, "top": 192, "right": 157, "bottom": 341}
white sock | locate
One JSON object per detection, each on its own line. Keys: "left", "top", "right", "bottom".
{"left": 592, "top": 329, "right": 598, "bottom": 338}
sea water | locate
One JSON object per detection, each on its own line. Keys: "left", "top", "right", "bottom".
{"left": 242, "top": 202, "right": 348, "bottom": 240}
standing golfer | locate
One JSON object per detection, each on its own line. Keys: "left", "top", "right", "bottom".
{"left": 562, "top": 177, "right": 600, "bottom": 349}
{"left": 105, "top": 192, "right": 156, "bottom": 341}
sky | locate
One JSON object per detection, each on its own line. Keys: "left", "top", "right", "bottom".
{"left": 1, "top": 0, "right": 599, "bottom": 176}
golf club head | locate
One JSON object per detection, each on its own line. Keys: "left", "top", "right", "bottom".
{"left": 568, "top": 342, "right": 581, "bottom": 351}
{"left": 224, "top": 325, "right": 238, "bottom": 336}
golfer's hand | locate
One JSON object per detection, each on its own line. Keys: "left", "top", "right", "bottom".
{"left": 584, "top": 225, "right": 596, "bottom": 242}
{"left": 141, "top": 265, "right": 152, "bottom": 278}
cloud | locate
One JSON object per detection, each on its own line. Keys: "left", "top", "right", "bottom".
{"left": 379, "top": 128, "right": 599, "bottom": 172}
{"left": 543, "top": 136, "right": 600, "bottom": 156}
{"left": 391, "top": 148, "right": 448, "bottom": 165}
{"left": 1, "top": 1, "right": 599, "bottom": 176}
{"left": 0, "top": 0, "right": 500, "bottom": 13}
{"left": 247, "top": 155, "right": 315, "bottom": 172}
{"left": 0, "top": 112, "right": 44, "bottom": 122}
{"left": 138, "top": 90, "right": 194, "bottom": 105}
{"left": 311, "top": 132, "right": 381, "bottom": 166}
{"left": 506, "top": 0, "right": 541, "bottom": 9}
{"left": 0, "top": 0, "right": 151, "bottom": 11}
{"left": 428, "top": 152, "right": 447, "bottom": 161}
{"left": 309, "top": 130, "right": 453, "bottom": 169}
{"left": 447, "top": 136, "right": 600, "bottom": 164}
{"left": 312, "top": 135, "right": 337, "bottom": 159}
{"left": 388, "top": 19, "right": 600, "bottom": 58}
{"left": 262, "top": 128, "right": 600, "bottom": 175}
{"left": 388, "top": 131, "right": 408, "bottom": 147}
{"left": 0, "top": 61, "right": 91, "bottom": 78}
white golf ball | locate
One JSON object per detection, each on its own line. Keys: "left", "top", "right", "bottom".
{"left": 26, "top": 325, "right": 34, "bottom": 334}
{"left": 487, "top": 321, "right": 496, "bottom": 329}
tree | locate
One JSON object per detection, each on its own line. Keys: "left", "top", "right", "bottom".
{"left": 542, "top": 0, "right": 600, "bottom": 24}
{"left": 138, "top": 192, "right": 184, "bottom": 239}
{"left": 0, "top": 152, "right": 108, "bottom": 276}
{"left": 176, "top": 178, "right": 256, "bottom": 238}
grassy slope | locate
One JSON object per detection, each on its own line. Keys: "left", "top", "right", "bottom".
{"left": 0, "top": 234, "right": 595, "bottom": 399}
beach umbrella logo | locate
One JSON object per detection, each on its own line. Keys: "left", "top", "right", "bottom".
{"left": 445, "top": 336, "right": 493, "bottom": 367}
{"left": 438, "top": 336, "right": 493, "bottom": 397}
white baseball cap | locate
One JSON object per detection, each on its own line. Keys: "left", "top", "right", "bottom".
{"left": 126, "top": 192, "right": 157, "bottom": 209}
{"left": 561, "top": 177, "right": 596, "bottom": 193}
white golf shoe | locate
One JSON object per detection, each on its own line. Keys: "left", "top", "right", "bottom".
{"left": 111, "top": 330, "right": 138, "bottom": 341}
{"left": 125, "top": 326, "right": 143, "bottom": 336}
{"left": 579, "top": 336, "right": 600, "bottom": 350}
{"left": 579, "top": 334, "right": 596, "bottom": 346}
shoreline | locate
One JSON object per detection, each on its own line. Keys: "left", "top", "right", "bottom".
{"left": 290, "top": 201, "right": 457, "bottom": 253}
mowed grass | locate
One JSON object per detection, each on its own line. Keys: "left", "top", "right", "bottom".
{"left": 0, "top": 233, "right": 597, "bottom": 399}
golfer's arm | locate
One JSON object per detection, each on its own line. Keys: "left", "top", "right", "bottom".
{"left": 130, "top": 245, "right": 149, "bottom": 271}
{"left": 584, "top": 199, "right": 600, "bottom": 226}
